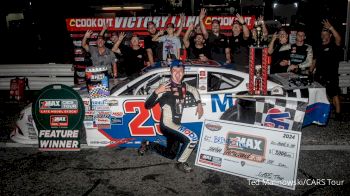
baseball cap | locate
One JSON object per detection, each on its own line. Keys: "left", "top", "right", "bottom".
{"left": 166, "top": 23, "right": 175, "bottom": 28}
{"left": 170, "top": 59, "right": 184, "bottom": 69}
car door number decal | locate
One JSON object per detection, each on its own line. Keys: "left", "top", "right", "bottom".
{"left": 124, "top": 100, "right": 162, "bottom": 136}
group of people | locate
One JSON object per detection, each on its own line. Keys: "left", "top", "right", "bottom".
{"left": 81, "top": 10, "right": 344, "bottom": 173}
{"left": 82, "top": 9, "right": 270, "bottom": 77}
{"left": 268, "top": 19, "right": 343, "bottom": 120}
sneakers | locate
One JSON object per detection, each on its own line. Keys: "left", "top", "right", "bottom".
{"left": 176, "top": 162, "right": 193, "bottom": 173}
{"left": 138, "top": 140, "right": 149, "bottom": 156}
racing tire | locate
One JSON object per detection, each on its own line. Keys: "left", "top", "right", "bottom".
{"left": 220, "top": 106, "right": 239, "bottom": 122}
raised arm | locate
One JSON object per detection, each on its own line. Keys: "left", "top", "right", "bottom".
{"left": 199, "top": 8, "right": 208, "bottom": 39}
{"left": 268, "top": 33, "right": 278, "bottom": 54}
{"left": 175, "top": 13, "right": 185, "bottom": 37}
{"left": 237, "top": 14, "right": 250, "bottom": 40}
{"left": 111, "top": 32, "right": 126, "bottom": 53}
{"left": 152, "top": 29, "right": 164, "bottom": 42}
{"left": 82, "top": 30, "right": 93, "bottom": 52}
{"left": 258, "top": 16, "right": 268, "bottom": 40}
{"left": 99, "top": 24, "right": 108, "bottom": 37}
{"left": 145, "top": 82, "right": 170, "bottom": 109}
{"left": 323, "top": 19, "right": 342, "bottom": 46}
{"left": 183, "top": 23, "right": 194, "bottom": 48}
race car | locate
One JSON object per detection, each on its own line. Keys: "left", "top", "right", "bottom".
{"left": 11, "top": 63, "right": 329, "bottom": 147}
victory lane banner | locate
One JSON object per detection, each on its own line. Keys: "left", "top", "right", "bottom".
{"left": 195, "top": 119, "right": 301, "bottom": 190}
{"left": 32, "top": 84, "right": 85, "bottom": 151}
{"left": 66, "top": 15, "right": 256, "bottom": 32}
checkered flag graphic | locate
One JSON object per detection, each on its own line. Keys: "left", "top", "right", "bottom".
{"left": 254, "top": 96, "right": 308, "bottom": 131}
{"left": 88, "top": 84, "right": 110, "bottom": 98}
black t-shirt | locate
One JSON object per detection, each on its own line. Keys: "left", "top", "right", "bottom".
{"left": 119, "top": 45, "right": 148, "bottom": 77}
{"left": 187, "top": 42, "right": 211, "bottom": 59}
{"left": 228, "top": 33, "right": 250, "bottom": 72}
{"left": 144, "top": 35, "right": 163, "bottom": 62}
{"left": 270, "top": 43, "right": 291, "bottom": 74}
{"left": 208, "top": 33, "right": 229, "bottom": 62}
{"left": 314, "top": 42, "right": 342, "bottom": 79}
{"left": 290, "top": 44, "right": 308, "bottom": 66}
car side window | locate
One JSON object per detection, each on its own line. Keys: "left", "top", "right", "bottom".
{"left": 207, "top": 72, "right": 243, "bottom": 92}
{"left": 136, "top": 74, "right": 169, "bottom": 95}
{"left": 120, "top": 75, "right": 155, "bottom": 95}
{"left": 135, "top": 73, "right": 198, "bottom": 95}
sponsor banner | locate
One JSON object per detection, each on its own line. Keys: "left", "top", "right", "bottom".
{"left": 195, "top": 119, "right": 301, "bottom": 190}
{"left": 32, "top": 84, "right": 84, "bottom": 151}
{"left": 66, "top": 16, "right": 256, "bottom": 32}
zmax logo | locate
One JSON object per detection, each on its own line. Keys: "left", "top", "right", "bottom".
{"left": 264, "top": 108, "right": 291, "bottom": 129}
{"left": 40, "top": 100, "right": 61, "bottom": 109}
{"left": 211, "top": 94, "right": 234, "bottom": 113}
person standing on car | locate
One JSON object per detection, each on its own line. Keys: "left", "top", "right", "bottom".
{"left": 82, "top": 30, "right": 117, "bottom": 78}
{"left": 152, "top": 23, "right": 182, "bottom": 60}
{"left": 138, "top": 60, "right": 204, "bottom": 173}
{"left": 202, "top": 18, "right": 231, "bottom": 64}
{"left": 183, "top": 23, "right": 211, "bottom": 61}
{"left": 228, "top": 14, "right": 251, "bottom": 72}
{"left": 112, "top": 33, "right": 149, "bottom": 78}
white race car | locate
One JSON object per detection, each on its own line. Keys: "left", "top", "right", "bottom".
{"left": 12, "top": 62, "right": 328, "bottom": 147}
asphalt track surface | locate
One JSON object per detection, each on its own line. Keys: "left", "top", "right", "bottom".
{"left": 0, "top": 97, "right": 349, "bottom": 195}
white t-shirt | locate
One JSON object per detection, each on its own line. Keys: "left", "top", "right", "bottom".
{"left": 159, "top": 35, "right": 181, "bottom": 60}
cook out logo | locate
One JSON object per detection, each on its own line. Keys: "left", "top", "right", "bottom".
{"left": 264, "top": 108, "right": 291, "bottom": 130}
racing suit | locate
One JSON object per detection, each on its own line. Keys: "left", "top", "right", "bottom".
{"left": 144, "top": 81, "right": 201, "bottom": 163}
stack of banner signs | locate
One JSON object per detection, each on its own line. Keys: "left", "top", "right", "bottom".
{"left": 196, "top": 96, "right": 308, "bottom": 190}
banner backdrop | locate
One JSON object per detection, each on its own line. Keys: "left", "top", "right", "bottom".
{"left": 195, "top": 119, "right": 301, "bottom": 190}
{"left": 66, "top": 15, "right": 256, "bottom": 32}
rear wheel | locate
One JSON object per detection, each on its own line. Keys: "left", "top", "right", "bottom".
{"left": 220, "top": 98, "right": 256, "bottom": 124}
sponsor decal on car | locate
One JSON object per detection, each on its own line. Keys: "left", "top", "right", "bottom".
{"left": 111, "top": 117, "right": 123, "bottom": 125}
{"left": 211, "top": 94, "right": 234, "bottom": 113}
{"left": 205, "top": 123, "right": 222, "bottom": 131}
{"left": 264, "top": 108, "right": 291, "bottom": 129}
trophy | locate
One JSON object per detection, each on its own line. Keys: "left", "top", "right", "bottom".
{"left": 254, "top": 21, "right": 263, "bottom": 47}
{"left": 248, "top": 47, "right": 268, "bottom": 95}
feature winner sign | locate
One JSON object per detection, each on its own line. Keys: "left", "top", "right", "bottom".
{"left": 195, "top": 119, "right": 301, "bottom": 190}
{"left": 32, "top": 84, "right": 85, "bottom": 151}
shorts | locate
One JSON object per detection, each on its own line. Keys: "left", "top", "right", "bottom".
{"left": 316, "top": 75, "right": 340, "bottom": 97}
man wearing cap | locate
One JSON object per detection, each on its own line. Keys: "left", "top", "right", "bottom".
{"left": 139, "top": 60, "right": 203, "bottom": 173}
{"left": 82, "top": 30, "right": 117, "bottom": 78}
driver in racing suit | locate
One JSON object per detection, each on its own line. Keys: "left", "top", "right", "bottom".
{"left": 138, "top": 60, "right": 203, "bottom": 173}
